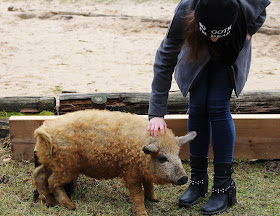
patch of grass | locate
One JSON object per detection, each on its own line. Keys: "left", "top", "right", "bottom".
{"left": 0, "top": 138, "right": 279, "bottom": 215}
{"left": 51, "top": 85, "right": 63, "bottom": 95}
{"left": 0, "top": 111, "right": 54, "bottom": 119}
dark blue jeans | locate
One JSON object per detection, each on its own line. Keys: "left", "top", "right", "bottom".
{"left": 188, "top": 60, "right": 235, "bottom": 163}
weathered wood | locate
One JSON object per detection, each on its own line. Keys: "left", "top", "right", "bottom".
{"left": 231, "top": 90, "right": 280, "bottom": 114}
{"left": 59, "top": 90, "right": 280, "bottom": 115}
{"left": 8, "top": 114, "right": 280, "bottom": 160}
{"left": 11, "top": 143, "right": 36, "bottom": 160}
{"left": 165, "top": 114, "right": 280, "bottom": 160}
{"left": 9, "top": 116, "right": 58, "bottom": 160}
{"left": 0, "top": 97, "right": 56, "bottom": 113}
{"left": 59, "top": 92, "right": 187, "bottom": 115}
{"left": 0, "top": 119, "right": 9, "bottom": 138}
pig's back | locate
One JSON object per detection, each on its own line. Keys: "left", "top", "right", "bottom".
{"left": 39, "top": 109, "right": 150, "bottom": 178}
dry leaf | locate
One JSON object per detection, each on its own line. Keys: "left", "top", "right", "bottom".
{"left": 3, "top": 158, "right": 11, "bottom": 163}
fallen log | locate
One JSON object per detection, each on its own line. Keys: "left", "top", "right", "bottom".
{"left": 59, "top": 90, "right": 280, "bottom": 115}
{"left": 0, "top": 97, "right": 56, "bottom": 113}
{"left": 231, "top": 90, "right": 280, "bottom": 114}
{"left": 59, "top": 92, "right": 189, "bottom": 115}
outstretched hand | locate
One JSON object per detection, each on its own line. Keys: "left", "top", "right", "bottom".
{"left": 147, "top": 117, "right": 167, "bottom": 137}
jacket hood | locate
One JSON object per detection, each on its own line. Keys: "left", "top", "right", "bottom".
{"left": 167, "top": 0, "right": 271, "bottom": 40}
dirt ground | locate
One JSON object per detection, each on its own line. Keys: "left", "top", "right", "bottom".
{"left": 0, "top": 0, "right": 279, "bottom": 97}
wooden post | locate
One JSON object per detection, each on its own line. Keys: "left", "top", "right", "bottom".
{"left": 9, "top": 116, "right": 58, "bottom": 160}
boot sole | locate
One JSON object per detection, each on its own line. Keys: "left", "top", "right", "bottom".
{"left": 200, "top": 200, "right": 237, "bottom": 215}
{"left": 178, "top": 192, "right": 208, "bottom": 208}
{"left": 200, "top": 205, "right": 227, "bottom": 215}
{"left": 178, "top": 200, "right": 198, "bottom": 208}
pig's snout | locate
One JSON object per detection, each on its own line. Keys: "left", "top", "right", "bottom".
{"left": 176, "top": 175, "right": 188, "bottom": 185}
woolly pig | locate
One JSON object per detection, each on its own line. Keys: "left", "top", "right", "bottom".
{"left": 33, "top": 109, "right": 196, "bottom": 216}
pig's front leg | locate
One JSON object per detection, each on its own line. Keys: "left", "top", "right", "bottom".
{"left": 125, "top": 178, "right": 148, "bottom": 216}
{"left": 143, "top": 180, "right": 159, "bottom": 202}
{"left": 33, "top": 165, "right": 56, "bottom": 206}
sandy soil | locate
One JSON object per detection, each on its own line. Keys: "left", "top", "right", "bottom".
{"left": 0, "top": 0, "right": 279, "bottom": 97}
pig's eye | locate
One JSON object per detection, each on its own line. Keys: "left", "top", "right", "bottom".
{"left": 158, "top": 156, "right": 168, "bottom": 163}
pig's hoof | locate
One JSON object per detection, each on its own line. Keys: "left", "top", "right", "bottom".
{"left": 149, "top": 198, "right": 160, "bottom": 202}
{"left": 146, "top": 196, "right": 159, "bottom": 202}
{"left": 67, "top": 204, "right": 76, "bottom": 210}
{"left": 45, "top": 196, "right": 56, "bottom": 207}
{"left": 46, "top": 200, "right": 56, "bottom": 207}
{"left": 134, "top": 211, "right": 148, "bottom": 216}
{"left": 61, "top": 202, "right": 76, "bottom": 210}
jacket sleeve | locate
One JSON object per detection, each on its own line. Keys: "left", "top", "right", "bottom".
{"left": 148, "top": 36, "right": 183, "bottom": 117}
{"left": 239, "top": 0, "right": 271, "bottom": 36}
{"left": 247, "top": 9, "right": 267, "bottom": 36}
{"left": 148, "top": 0, "right": 190, "bottom": 117}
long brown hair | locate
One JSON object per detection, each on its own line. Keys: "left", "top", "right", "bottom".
{"left": 184, "top": 10, "right": 207, "bottom": 62}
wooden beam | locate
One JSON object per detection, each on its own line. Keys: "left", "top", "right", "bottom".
{"left": 9, "top": 114, "right": 280, "bottom": 160}
{"left": 164, "top": 114, "right": 280, "bottom": 160}
{"left": 58, "top": 90, "right": 280, "bottom": 115}
{"left": 0, "top": 96, "right": 56, "bottom": 113}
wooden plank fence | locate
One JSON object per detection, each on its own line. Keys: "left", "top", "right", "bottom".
{"left": 164, "top": 114, "right": 280, "bottom": 160}
{"left": 9, "top": 114, "right": 280, "bottom": 160}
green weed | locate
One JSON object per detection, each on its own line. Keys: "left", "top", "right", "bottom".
{"left": 0, "top": 111, "right": 54, "bottom": 119}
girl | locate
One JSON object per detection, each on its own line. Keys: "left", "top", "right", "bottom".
{"left": 147, "top": 0, "right": 270, "bottom": 214}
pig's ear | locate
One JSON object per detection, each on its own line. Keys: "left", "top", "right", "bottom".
{"left": 142, "top": 143, "right": 159, "bottom": 154}
{"left": 177, "top": 131, "right": 197, "bottom": 147}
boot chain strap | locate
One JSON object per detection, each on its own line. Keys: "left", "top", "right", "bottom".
{"left": 190, "top": 179, "right": 204, "bottom": 185}
{"left": 212, "top": 181, "right": 236, "bottom": 194}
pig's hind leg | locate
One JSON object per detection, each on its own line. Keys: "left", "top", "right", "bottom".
{"left": 143, "top": 180, "right": 159, "bottom": 202}
{"left": 33, "top": 165, "right": 56, "bottom": 206}
{"left": 48, "top": 172, "right": 76, "bottom": 210}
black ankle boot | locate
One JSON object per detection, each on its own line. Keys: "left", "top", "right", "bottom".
{"left": 178, "top": 155, "right": 208, "bottom": 207}
{"left": 201, "top": 163, "right": 237, "bottom": 215}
